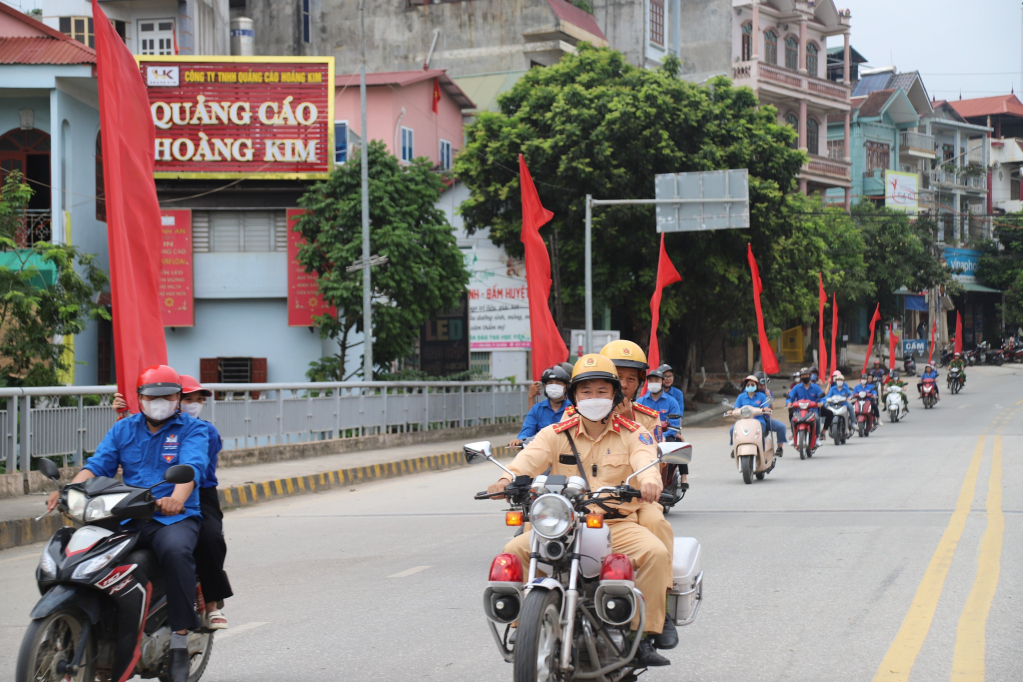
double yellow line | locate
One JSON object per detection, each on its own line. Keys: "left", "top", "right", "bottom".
{"left": 872, "top": 434, "right": 1005, "bottom": 681}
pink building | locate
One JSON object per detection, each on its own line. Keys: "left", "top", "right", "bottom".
{"left": 334, "top": 69, "right": 475, "bottom": 170}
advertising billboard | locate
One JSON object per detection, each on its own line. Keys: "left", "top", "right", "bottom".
{"left": 466, "top": 242, "right": 531, "bottom": 351}
{"left": 885, "top": 170, "right": 919, "bottom": 213}
{"left": 420, "top": 293, "right": 470, "bottom": 376}
{"left": 944, "top": 247, "right": 980, "bottom": 283}
{"left": 138, "top": 56, "right": 334, "bottom": 179}
{"left": 159, "top": 209, "right": 193, "bottom": 327}
{"left": 286, "top": 209, "right": 335, "bottom": 327}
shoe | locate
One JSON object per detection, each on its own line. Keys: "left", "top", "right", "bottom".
{"left": 678, "top": 482, "right": 689, "bottom": 492}
{"left": 204, "top": 610, "right": 228, "bottom": 630}
{"left": 635, "top": 638, "right": 670, "bottom": 667}
{"left": 168, "top": 647, "right": 191, "bottom": 682}
{"left": 775, "top": 445, "right": 783, "bottom": 457}
{"left": 652, "top": 614, "right": 678, "bottom": 649}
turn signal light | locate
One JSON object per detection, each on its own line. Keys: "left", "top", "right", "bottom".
{"left": 600, "top": 553, "right": 634, "bottom": 581}
{"left": 585, "top": 513, "right": 604, "bottom": 528}
{"left": 489, "top": 553, "right": 524, "bottom": 582}
{"left": 506, "top": 511, "right": 524, "bottom": 526}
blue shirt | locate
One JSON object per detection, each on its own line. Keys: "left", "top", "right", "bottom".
{"left": 921, "top": 370, "right": 939, "bottom": 381}
{"left": 665, "top": 386, "right": 685, "bottom": 420}
{"left": 825, "top": 384, "right": 853, "bottom": 401}
{"left": 787, "top": 383, "right": 825, "bottom": 410}
{"left": 853, "top": 382, "right": 877, "bottom": 397}
{"left": 636, "top": 392, "right": 681, "bottom": 439}
{"left": 733, "top": 390, "right": 771, "bottom": 431}
{"left": 518, "top": 399, "right": 569, "bottom": 439}
{"left": 84, "top": 413, "right": 209, "bottom": 525}
{"left": 199, "top": 420, "right": 223, "bottom": 489}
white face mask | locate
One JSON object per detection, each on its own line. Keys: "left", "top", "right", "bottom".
{"left": 836, "top": 379, "right": 844, "bottom": 386}
{"left": 545, "top": 384, "right": 565, "bottom": 401}
{"left": 181, "top": 402, "right": 204, "bottom": 419}
{"left": 141, "top": 397, "right": 178, "bottom": 422}
{"left": 647, "top": 382, "right": 662, "bottom": 394}
{"left": 575, "top": 398, "right": 614, "bottom": 422}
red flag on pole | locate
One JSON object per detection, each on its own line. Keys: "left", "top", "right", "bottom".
{"left": 746, "top": 245, "right": 778, "bottom": 374}
{"left": 519, "top": 154, "right": 567, "bottom": 380}
{"left": 861, "top": 304, "right": 881, "bottom": 375}
{"left": 888, "top": 324, "right": 899, "bottom": 371}
{"left": 817, "top": 274, "right": 828, "bottom": 377}
{"left": 647, "top": 234, "right": 683, "bottom": 372}
{"left": 432, "top": 78, "right": 441, "bottom": 114}
{"left": 93, "top": 0, "right": 167, "bottom": 414}
{"left": 928, "top": 318, "right": 937, "bottom": 364}
{"left": 829, "top": 292, "right": 838, "bottom": 380}
{"left": 954, "top": 312, "right": 963, "bottom": 355}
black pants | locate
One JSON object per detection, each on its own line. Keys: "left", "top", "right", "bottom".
{"left": 132, "top": 517, "right": 201, "bottom": 632}
{"left": 195, "top": 487, "right": 233, "bottom": 604}
{"left": 819, "top": 405, "right": 834, "bottom": 431}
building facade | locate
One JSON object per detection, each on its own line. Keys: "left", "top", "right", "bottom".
{"left": 950, "top": 95, "right": 1023, "bottom": 216}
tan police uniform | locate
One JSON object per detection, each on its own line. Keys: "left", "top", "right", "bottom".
{"left": 499, "top": 412, "right": 670, "bottom": 635}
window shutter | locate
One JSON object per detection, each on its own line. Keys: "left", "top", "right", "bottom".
{"left": 192, "top": 211, "right": 210, "bottom": 252}
{"left": 241, "top": 211, "right": 272, "bottom": 252}
{"left": 251, "top": 358, "right": 267, "bottom": 383}
{"left": 200, "top": 357, "right": 219, "bottom": 384}
{"left": 274, "top": 211, "right": 288, "bottom": 252}
{"left": 210, "top": 211, "right": 241, "bottom": 252}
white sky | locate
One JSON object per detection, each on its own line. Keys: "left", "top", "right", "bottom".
{"left": 831, "top": 0, "right": 1022, "bottom": 101}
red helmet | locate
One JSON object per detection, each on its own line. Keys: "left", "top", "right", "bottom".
{"left": 179, "top": 374, "right": 212, "bottom": 397}
{"left": 136, "top": 365, "right": 182, "bottom": 397}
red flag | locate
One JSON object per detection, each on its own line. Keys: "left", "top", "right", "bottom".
{"left": 829, "top": 292, "right": 838, "bottom": 380}
{"left": 818, "top": 274, "right": 828, "bottom": 377}
{"left": 861, "top": 304, "right": 881, "bottom": 375}
{"left": 519, "top": 154, "right": 567, "bottom": 380}
{"left": 954, "top": 312, "right": 963, "bottom": 355}
{"left": 648, "top": 234, "right": 683, "bottom": 371}
{"left": 928, "top": 318, "right": 937, "bottom": 364}
{"left": 93, "top": 0, "right": 167, "bottom": 413}
{"left": 746, "top": 245, "right": 778, "bottom": 374}
{"left": 888, "top": 324, "right": 899, "bottom": 371}
{"left": 432, "top": 78, "right": 441, "bottom": 114}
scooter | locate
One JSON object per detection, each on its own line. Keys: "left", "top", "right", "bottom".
{"left": 726, "top": 404, "right": 777, "bottom": 484}
{"left": 825, "top": 395, "right": 853, "bottom": 445}
{"left": 660, "top": 413, "right": 687, "bottom": 512}
{"left": 947, "top": 366, "right": 964, "bottom": 394}
{"left": 789, "top": 400, "right": 819, "bottom": 460}
{"left": 885, "top": 384, "right": 906, "bottom": 422}
{"left": 853, "top": 390, "right": 875, "bottom": 437}
{"left": 903, "top": 355, "right": 917, "bottom": 377}
{"left": 920, "top": 378, "right": 938, "bottom": 408}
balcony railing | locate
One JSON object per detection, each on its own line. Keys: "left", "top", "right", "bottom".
{"left": 731, "top": 60, "right": 850, "bottom": 104}
{"left": 928, "top": 171, "right": 986, "bottom": 191}
{"left": 16, "top": 210, "right": 51, "bottom": 247}
{"left": 804, "top": 155, "right": 851, "bottom": 181}
{"left": 899, "top": 131, "right": 935, "bottom": 153}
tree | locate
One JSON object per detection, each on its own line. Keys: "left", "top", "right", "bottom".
{"left": 294, "top": 141, "right": 469, "bottom": 380}
{"left": 0, "top": 171, "right": 109, "bottom": 387}
{"left": 979, "top": 215, "right": 1023, "bottom": 329}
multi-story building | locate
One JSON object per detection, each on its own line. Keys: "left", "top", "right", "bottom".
{"left": 950, "top": 94, "right": 1023, "bottom": 216}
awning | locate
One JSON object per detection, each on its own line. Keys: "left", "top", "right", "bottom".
{"left": 904, "top": 295, "right": 927, "bottom": 311}
{"left": 960, "top": 282, "right": 1001, "bottom": 293}
{"left": 0, "top": 250, "right": 57, "bottom": 288}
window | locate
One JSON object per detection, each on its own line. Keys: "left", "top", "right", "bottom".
{"left": 334, "top": 122, "right": 348, "bottom": 164}
{"left": 784, "top": 36, "right": 798, "bottom": 71}
{"left": 942, "top": 144, "right": 955, "bottom": 163}
{"left": 302, "top": 0, "right": 311, "bottom": 43}
{"left": 192, "top": 210, "right": 288, "bottom": 253}
{"left": 806, "top": 43, "right": 819, "bottom": 77}
{"left": 139, "top": 20, "right": 175, "bottom": 55}
{"left": 827, "top": 139, "right": 844, "bottom": 160}
{"left": 784, "top": 113, "right": 798, "bottom": 149}
{"left": 865, "top": 141, "right": 890, "bottom": 174}
{"left": 741, "top": 23, "right": 752, "bottom": 61}
{"left": 201, "top": 358, "right": 267, "bottom": 384}
{"left": 470, "top": 352, "right": 492, "bottom": 377}
{"left": 95, "top": 131, "right": 105, "bottom": 222}
{"left": 806, "top": 118, "right": 819, "bottom": 155}
{"left": 649, "top": 0, "right": 664, "bottom": 45}
{"left": 58, "top": 16, "right": 94, "bottom": 48}
{"left": 439, "top": 139, "right": 452, "bottom": 170}
{"left": 400, "top": 126, "right": 414, "bottom": 163}
{"left": 764, "top": 30, "right": 777, "bottom": 64}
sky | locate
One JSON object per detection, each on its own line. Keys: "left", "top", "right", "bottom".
{"left": 829, "top": 0, "right": 1022, "bottom": 102}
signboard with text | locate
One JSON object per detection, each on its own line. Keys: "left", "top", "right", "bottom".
{"left": 287, "top": 209, "right": 335, "bottom": 326}
{"left": 466, "top": 241, "right": 531, "bottom": 350}
{"left": 159, "top": 209, "right": 193, "bottom": 327}
{"left": 903, "top": 338, "right": 927, "bottom": 357}
{"left": 420, "top": 293, "right": 470, "bottom": 376}
{"left": 885, "top": 170, "right": 919, "bottom": 214}
{"left": 138, "top": 56, "right": 334, "bottom": 179}
{"left": 944, "top": 247, "right": 980, "bottom": 282}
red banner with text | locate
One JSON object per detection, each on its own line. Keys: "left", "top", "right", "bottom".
{"left": 159, "top": 209, "right": 194, "bottom": 327}
{"left": 287, "top": 208, "right": 334, "bottom": 326}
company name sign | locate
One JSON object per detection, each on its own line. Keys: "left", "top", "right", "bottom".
{"left": 138, "top": 57, "right": 334, "bottom": 179}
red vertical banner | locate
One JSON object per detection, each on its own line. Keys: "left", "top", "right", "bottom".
{"left": 861, "top": 304, "right": 881, "bottom": 375}
{"left": 817, "top": 274, "right": 828, "bottom": 376}
{"left": 929, "top": 319, "right": 937, "bottom": 363}
{"left": 888, "top": 324, "right": 899, "bottom": 370}
{"left": 287, "top": 208, "right": 335, "bottom": 326}
{"left": 828, "top": 292, "right": 838, "bottom": 380}
{"left": 159, "top": 209, "right": 193, "bottom": 327}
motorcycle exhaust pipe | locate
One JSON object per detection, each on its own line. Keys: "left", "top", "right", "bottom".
{"left": 483, "top": 585, "right": 522, "bottom": 624}
{"left": 594, "top": 583, "right": 636, "bottom": 626}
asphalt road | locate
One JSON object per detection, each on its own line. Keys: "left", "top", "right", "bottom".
{"left": 1, "top": 366, "right": 1020, "bottom": 681}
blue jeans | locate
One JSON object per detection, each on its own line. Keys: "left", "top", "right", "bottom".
{"left": 769, "top": 418, "right": 787, "bottom": 444}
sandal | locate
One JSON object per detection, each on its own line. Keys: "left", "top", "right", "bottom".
{"left": 205, "top": 610, "right": 228, "bottom": 630}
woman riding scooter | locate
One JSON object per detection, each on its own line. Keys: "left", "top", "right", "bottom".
{"left": 754, "top": 371, "right": 785, "bottom": 456}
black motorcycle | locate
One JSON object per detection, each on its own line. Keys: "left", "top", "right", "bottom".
{"left": 17, "top": 459, "right": 214, "bottom": 682}
{"left": 903, "top": 356, "right": 917, "bottom": 376}
{"left": 660, "top": 414, "right": 688, "bottom": 513}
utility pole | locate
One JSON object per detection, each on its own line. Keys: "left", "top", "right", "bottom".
{"left": 359, "top": 1, "right": 373, "bottom": 381}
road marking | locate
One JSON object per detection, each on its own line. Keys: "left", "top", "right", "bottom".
{"left": 215, "top": 621, "right": 269, "bottom": 641}
{"left": 951, "top": 435, "right": 1004, "bottom": 681}
{"left": 389, "top": 565, "right": 432, "bottom": 578}
{"left": 872, "top": 435, "right": 985, "bottom": 682}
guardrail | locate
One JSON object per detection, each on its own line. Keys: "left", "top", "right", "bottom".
{"left": 0, "top": 382, "right": 529, "bottom": 473}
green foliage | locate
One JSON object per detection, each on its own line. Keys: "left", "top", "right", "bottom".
{"left": 296, "top": 141, "right": 469, "bottom": 380}
{"left": 0, "top": 171, "right": 109, "bottom": 387}
{"left": 979, "top": 216, "right": 1023, "bottom": 327}
{"left": 570, "top": 0, "right": 593, "bottom": 11}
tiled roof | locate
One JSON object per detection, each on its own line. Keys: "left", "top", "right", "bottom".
{"left": 858, "top": 89, "right": 895, "bottom": 117}
{"left": 0, "top": 36, "right": 95, "bottom": 64}
{"left": 334, "top": 69, "right": 475, "bottom": 109}
{"left": 546, "top": 0, "right": 606, "bottom": 40}
{"left": 950, "top": 94, "right": 1023, "bottom": 120}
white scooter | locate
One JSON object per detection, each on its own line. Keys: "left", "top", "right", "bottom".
{"left": 885, "top": 384, "right": 906, "bottom": 422}
{"left": 825, "top": 395, "right": 853, "bottom": 445}
{"left": 726, "top": 403, "right": 777, "bottom": 484}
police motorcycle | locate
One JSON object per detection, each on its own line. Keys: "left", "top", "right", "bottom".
{"left": 825, "top": 395, "right": 853, "bottom": 445}
{"left": 885, "top": 384, "right": 906, "bottom": 423}
{"left": 947, "top": 366, "right": 964, "bottom": 394}
{"left": 466, "top": 440, "right": 703, "bottom": 682}
{"left": 18, "top": 459, "right": 214, "bottom": 682}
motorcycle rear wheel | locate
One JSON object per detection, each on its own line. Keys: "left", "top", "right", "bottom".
{"left": 889, "top": 408, "right": 898, "bottom": 423}
{"left": 741, "top": 455, "right": 754, "bottom": 484}
{"left": 858, "top": 422, "right": 865, "bottom": 438}
{"left": 16, "top": 609, "right": 96, "bottom": 682}
{"left": 159, "top": 633, "right": 214, "bottom": 682}
{"left": 514, "top": 589, "right": 563, "bottom": 682}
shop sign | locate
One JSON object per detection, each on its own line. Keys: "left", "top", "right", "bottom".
{"left": 420, "top": 293, "right": 470, "bottom": 376}
{"left": 138, "top": 56, "right": 334, "bottom": 179}
{"left": 885, "top": 170, "right": 919, "bottom": 214}
{"left": 466, "top": 241, "right": 531, "bottom": 350}
{"left": 903, "top": 338, "right": 927, "bottom": 357}
{"left": 944, "top": 247, "right": 979, "bottom": 282}
{"left": 287, "top": 209, "right": 335, "bottom": 326}
{"left": 159, "top": 209, "right": 193, "bottom": 327}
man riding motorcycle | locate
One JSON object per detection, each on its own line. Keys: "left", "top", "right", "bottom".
{"left": 486, "top": 354, "right": 675, "bottom": 667}
{"left": 786, "top": 367, "right": 825, "bottom": 447}
{"left": 637, "top": 366, "right": 682, "bottom": 441}
{"left": 46, "top": 365, "right": 209, "bottom": 682}
{"left": 885, "top": 369, "right": 909, "bottom": 412}
{"left": 949, "top": 352, "right": 967, "bottom": 385}
{"left": 869, "top": 360, "right": 888, "bottom": 385}
{"left": 822, "top": 373, "right": 853, "bottom": 436}
{"left": 510, "top": 365, "right": 571, "bottom": 447}
{"left": 754, "top": 371, "right": 786, "bottom": 456}
{"left": 917, "top": 363, "right": 940, "bottom": 401}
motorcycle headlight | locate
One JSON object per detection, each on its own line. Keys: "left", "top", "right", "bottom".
{"left": 530, "top": 494, "right": 574, "bottom": 540}
{"left": 71, "top": 538, "right": 132, "bottom": 581}
{"left": 38, "top": 545, "right": 57, "bottom": 580}
{"left": 66, "top": 489, "right": 87, "bottom": 523}
{"left": 84, "top": 493, "right": 129, "bottom": 523}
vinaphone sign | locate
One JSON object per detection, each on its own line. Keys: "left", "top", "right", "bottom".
{"left": 137, "top": 56, "right": 335, "bottom": 179}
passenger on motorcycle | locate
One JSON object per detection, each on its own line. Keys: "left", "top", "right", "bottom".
{"left": 47, "top": 365, "right": 209, "bottom": 682}
{"left": 822, "top": 373, "right": 853, "bottom": 434}
{"left": 510, "top": 365, "right": 571, "bottom": 447}
{"left": 486, "top": 354, "right": 675, "bottom": 667}
{"left": 730, "top": 376, "right": 772, "bottom": 450}
{"left": 637, "top": 366, "right": 682, "bottom": 441}
{"left": 918, "top": 363, "right": 940, "bottom": 400}
{"left": 754, "top": 371, "right": 786, "bottom": 456}
{"left": 786, "top": 367, "right": 825, "bottom": 445}
{"left": 658, "top": 364, "right": 687, "bottom": 418}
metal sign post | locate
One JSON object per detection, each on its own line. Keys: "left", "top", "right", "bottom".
{"left": 582, "top": 170, "right": 749, "bottom": 354}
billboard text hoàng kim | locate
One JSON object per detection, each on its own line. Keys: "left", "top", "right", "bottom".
{"left": 139, "top": 57, "right": 334, "bottom": 179}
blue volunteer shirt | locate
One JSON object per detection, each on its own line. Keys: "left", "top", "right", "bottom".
{"left": 199, "top": 420, "right": 224, "bottom": 489}
{"left": 787, "top": 382, "right": 825, "bottom": 411}
{"left": 636, "top": 392, "right": 681, "bottom": 439}
{"left": 853, "top": 382, "right": 877, "bottom": 398}
{"left": 733, "top": 390, "right": 771, "bottom": 432}
{"left": 84, "top": 412, "right": 209, "bottom": 525}
{"left": 921, "top": 369, "right": 939, "bottom": 381}
{"left": 665, "top": 386, "right": 685, "bottom": 420}
{"left": 825, "top": 383, "right": 853, "bottom": 401}
{"left": 518, "top": 399, "right": 570, "bottom": 439}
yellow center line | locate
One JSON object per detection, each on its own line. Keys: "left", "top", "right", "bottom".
{"left": 951, "top": 435, "right": 1004, "bottom": 681}
{"left": 873, "top": 435, "right": 986, "bottom": 682}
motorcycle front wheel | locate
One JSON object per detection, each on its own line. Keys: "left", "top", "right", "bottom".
{"left": 889, "top": 408, "right": 898, "bottom": 423}
{"left": 797, "top": 431, "right": 807, "bottom": 460}
{"left": 858, "top": 421, "right": 865, "bottom": 438}
{"left": 741, "top": 455, "right": 754, "bottom": 484}
{"left": 159, "top": 632, "right": 214, "bottom": 682}
{"left": 16, "top": 609, "right": 96, "bottom": 682}
{"left": 514, "top": 589, "right": 563, "bottom": 682}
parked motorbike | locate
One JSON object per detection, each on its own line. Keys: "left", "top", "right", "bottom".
{"left": 938, "top": 345, "right": 955, "bottom": 367}
{"left": 825, "top": 395, "right": 853, "bottom": 445}
{"left": 1003, "top": 341, "right": 1023, "bottom": 363}
{"left": 18, "top": 459, "right": 214, "bottom": 682}
{"left": 903, "top": 356, "right": 917, "bottom": 376}
{"left": 789, "top": 400, "right": 819, "bottom": 460}
{"left": 885, "top": 385, "right": 906, "bottom": 423}
{"left": 921, "top": 378, "right": 938, "bottom": 409}
{"left": 725, "top": 403, "right": 777, "bottom": 484}
{"left": 467, "top": 440, "right": 702, "bottom": 682}
{"left": 947, "top": 366, "right": 964, "bottom": 394}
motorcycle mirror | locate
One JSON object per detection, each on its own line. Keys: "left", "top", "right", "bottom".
{"left": 38, "top": 458, "right": 61, "bottom": 482}
{"left": 163, "top": 464, "right": 195, "bottom": 485}
{"left": 657, "top": 441, "right": 693, "bottom": 465}
{"left": 463, "top": 440, "right": 493, "bottom": 464}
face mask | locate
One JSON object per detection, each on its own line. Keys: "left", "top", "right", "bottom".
{"left": 575, "top": 398, "right": 614, "bottom": 422}
{"left": 801, "top": 377, "right": 811, "bottom": 385}
{"left": 811, "top": 373, "right": 818, "bottom": 382}
{"left": 647, "top": 382, "right": 662, "bottom": 394}
{"left": 545, "top": 384, "right": 565, "bottom": 401}
{"left": 141, "top": 398, "right": 178, "bottom": 422}
{"left": 745, "top": 385, "right": 756, "bottom": 394}
{"left": 181, "top": 402, "right": 204, "bottom": 418}
{"left": 836, "top": 379, "right": 844, "bottom": 386}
